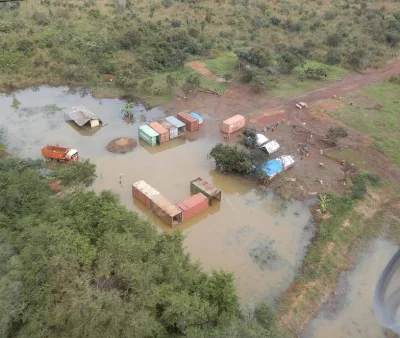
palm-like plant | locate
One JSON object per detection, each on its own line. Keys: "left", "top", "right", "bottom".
{"left": 122, "top": 102, "right": 135, "bottom": 120}
{"left": 318, "top": 194, "right": 330, "bottom": 213}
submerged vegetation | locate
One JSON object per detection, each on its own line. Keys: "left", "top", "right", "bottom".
{"left": 0, "top": 155, "right": 282, "bottom": 338}
{"left": 1, "top": 0, "right": 400, "bottom": 95}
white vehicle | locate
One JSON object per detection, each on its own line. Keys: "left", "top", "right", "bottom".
{"left": 256, "top": 133, "right": 269, "bottom": 147}
{"left": 295, "top": 102, "right": 308, "bottom": 109}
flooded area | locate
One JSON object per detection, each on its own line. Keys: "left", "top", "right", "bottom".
{"left": 304, "top": 238, "right": 399, "bottom": 338}
{"left": 0, "top": 86, "right": 314, "bottom": 303}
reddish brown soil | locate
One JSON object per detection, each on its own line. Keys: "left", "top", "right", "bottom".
{"left": 106, "top": 137, "right": 137, "bottom": 154}
{"left": 166, "top": 58, "right": 400, "bottom": 199}
{"left": 185, "top": 61, "right": 226, "bottom": 83}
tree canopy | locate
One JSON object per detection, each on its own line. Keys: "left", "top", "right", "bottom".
{"left": 0, "top": 156, "right": 281, "bottom": 338}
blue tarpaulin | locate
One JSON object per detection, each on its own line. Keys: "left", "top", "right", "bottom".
{"left": 259, "top": 159, "right": 284, "bottom": 177}
{"left": 190, "top": 112, "right": 203, "bottom": 124}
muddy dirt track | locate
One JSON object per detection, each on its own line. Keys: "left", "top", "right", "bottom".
{"left": 179, "top": 57, "right": 400, "bottom": 199}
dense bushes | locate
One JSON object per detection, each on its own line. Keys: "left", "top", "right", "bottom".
{"left": 0, "top": 0, "right": 399, "bottom": 90}
{"left": 0, "top": 156, "right": 281, "bottom": 338}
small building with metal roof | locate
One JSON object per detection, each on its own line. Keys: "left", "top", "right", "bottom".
{"left": 64, "top": 106, "right": 102, "bottom": 128}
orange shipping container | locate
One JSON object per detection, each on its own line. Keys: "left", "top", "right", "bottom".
{"left": 132, "top": 180, "right": 161, "bottom": 209}
{"left": 221, "top": 114, "right": 245, "bottom": 134}
{"left": 149, "top": 122, "right": 169, "bottom": 144}
{"left": 177, "top": 110, "right": 199, "bottom": 132}
{"left": 176, "top": 193, "right": 209, "bottom": 221}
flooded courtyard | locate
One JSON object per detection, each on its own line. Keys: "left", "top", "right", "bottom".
{"left": 0, "top": 86, "right": 314, "bottom": 303}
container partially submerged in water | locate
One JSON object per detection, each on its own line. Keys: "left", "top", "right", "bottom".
{"left": 190, "top": 177, "right": 222, "bottom": 206}
{"left": 132, "top": 180, "right": 182, "bottom": 227}
{"left": 177, "top": 110, "right": 199, "bottom": 132}
{"left": 165, "top": 116, "right": 186, "bottom": 135}
{"left": 149, "top": 122, "right": 169, "bottom": 144}
{"left": 158, "top": 119, "right": 178, "bottom": 139}
{"left": 152, "top": 195, "right": 183, "bottom": 227}
{"left": 132, "top": 180, "right": 161, "bottom": 208}
{"left": 176, "top": 193, "right": 209, "bottom": 221}
{"left": 221, "top": 115, "right": 245, "bottom": 134}
{"left": 139, "top": 125, "right": 159, "bottom": 147}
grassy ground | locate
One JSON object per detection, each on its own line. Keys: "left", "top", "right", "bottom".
{"left": 271, "top": 61, "right": 348, "bottom": 99}
{"left": 203, "top": 52, "right": 239, "bottom": 78}
{"left": 330, "top": 81, "right": 400, "bottom": 166}
{"left": 326, "top": 149, "right": 377, "bottom": 173}
{"left": 95, "top": 67, "right": 227, "bottom": 106}
{"left": 278, "top": 174, "right": 394, "bottom": 336}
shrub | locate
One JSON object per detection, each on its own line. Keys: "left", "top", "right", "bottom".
{"left": 325, "top": 126, "right": 348, "bottom": 145}
{"left": 238, "top": 128, "right": 258, "bottom": 149}
{"left": 303, "top": 67, "right": 327, "bottom": 79}
{"left": 210, "top": 143, "right": 253, "bottom": 174}
{"left": 235, "top": 47, "right": 273, "bottom": 68}
{"left": 277, "top": 52, "right": 305, "bottom": 74}
{"left": 182, "top": 72, "right": 201, "bottom": 94}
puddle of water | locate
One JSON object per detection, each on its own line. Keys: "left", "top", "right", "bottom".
{"left": 304, "top": 238, "right": 399, "bottom": 338}
{"left": 0, "top": 86, "right": 314, "bottom": 303}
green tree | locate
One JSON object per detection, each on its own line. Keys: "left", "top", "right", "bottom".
{"left": 210, "top": 143, "right": 254, "bottom": 174}
{"left": 166, "top": 74, "right": 178, "bottom": 89}
{"left": 182, "top": 72, "right": 201, "bottom": 94}
{"left": 277, "top": 52, "right": 305, "bottom": 74}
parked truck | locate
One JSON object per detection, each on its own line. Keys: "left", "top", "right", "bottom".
{"left": 41, "top": 144, "right": 79, "bottom": 162}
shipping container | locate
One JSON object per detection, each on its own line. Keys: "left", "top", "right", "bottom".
{"left": 158, "top": 119, "right": 179, "bottom": 139}
{"left": 189, "top": 112, "right": 203, "bottom": 124}
{"left": 165, "top": 116, "right": 186, "bottom": 135}
{"left": 176, "top": 193, "right": 209, "bottom": 221}
{"left": 149, "top": 121, "right": 169, "bottom": 144}
{"left": 152, "top": 195, "right": 183, "bottom": 227}
{"left": 190, "top": 177, "right": 222, "bottom": 206}
{"left": 139, "top": 125, "right": 159, "bottom": 147}
{"left": 177, "top": 110, "right": 199, "bottom": 132}
{"left": 221, "top": 115, "right": 246, "bottom": 135}
{"left": 132, "top": 180, "right": 160, "bottom": 209}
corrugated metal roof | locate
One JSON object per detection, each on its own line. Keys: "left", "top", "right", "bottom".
{"left": 191, "top": 177, "right": 220, "bottom": 196}
{"left": 190, "top": 112, "right": 203, "bottom": 124}
{"left": 178, "top": 110, "right": 197, "bottom": 122}
{"left": 256, "top": 134, "right": 269, "bottom": 146}
{"left": 64, "top": 106, "right": 101, "bottom": 127}
{"left": 165, "top": 116, "right": 185, "bottom": 128}
{"left": 259, "top": 155, "right": 295, "bottom": 178}
{"left": 223, "top": 114, "right": 245, "bottom": 125}
{"left": 139, "top": 125, "right": 159, "bottom": 137}
{"left": 149, "top": 122, "right": 168, "bottom": 135}
{"left": 152, "top": 195, "right": 182, "bottom": 217}
{"left": 177, "top": 193, "right": 208, "bottom": 211}
{"left": 158, "top": 119, "right": 175, "bottom": 130}
{"left": 279, "top": 155, "right": 295, "bottom": 169}
{"left": 261, "top": 140, "right": 280, "bottom": 154}
{"left": 132, "top": 180, "right": 160, "bottom": 199}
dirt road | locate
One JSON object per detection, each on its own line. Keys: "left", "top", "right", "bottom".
{"left": 185, "top": 61, "right": 226, "bottom": 83}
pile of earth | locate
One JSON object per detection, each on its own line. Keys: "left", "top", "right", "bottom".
{"left": 106, "top": 137, "right": 137, "bottom": 154}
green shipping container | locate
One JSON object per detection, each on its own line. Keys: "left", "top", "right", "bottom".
{"left": 139, "top": 125, "right": 159, "bottom": 147}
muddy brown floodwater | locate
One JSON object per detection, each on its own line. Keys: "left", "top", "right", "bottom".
{"left": 0, "top": 86, "right": 314, "bottom": 303}
{"left": 304, "top": 238, "right": 399, "bottom": 338}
